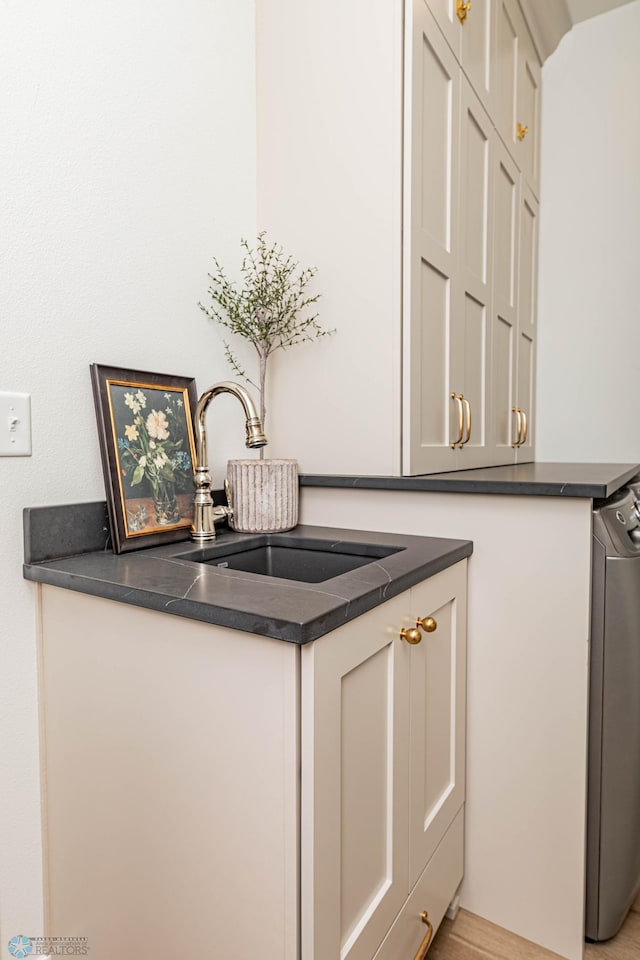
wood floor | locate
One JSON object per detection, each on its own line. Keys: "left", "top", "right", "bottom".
{"left": 429, "top": 894, "right": 640, "bottom": 960}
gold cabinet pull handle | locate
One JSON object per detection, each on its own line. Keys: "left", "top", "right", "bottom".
{"left": 456, "top": 0, "right": 472, "bottom": 24}
{"left": 450, "top": 393, "right": 464, "bottom": 448}
{"left": 517, "top": 123, "right": 529, "bottom": 141}
{"left": 400, "top": 627, "right": 423, "bottom": 645}
{"left": 460, "top": 397, "right": 472, "bottom": 446}
{"left": 520, "top": 408, "right": 528, "bottom": 445}
{"left": 417, "top": 616, "right": 437, "bottom": 633}
{"left": 511, "top": 407, "right": 522, "bottom": 448}
{"left": 412, "top": 911, "right": 434, "bottom": 960}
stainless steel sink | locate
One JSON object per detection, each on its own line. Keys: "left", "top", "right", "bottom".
{"left": 175, "top": 536, "right": 402, "bottom": 584}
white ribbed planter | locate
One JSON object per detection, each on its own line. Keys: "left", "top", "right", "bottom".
{"left": 227, "top": 458, "right": 298, "bottom": 533}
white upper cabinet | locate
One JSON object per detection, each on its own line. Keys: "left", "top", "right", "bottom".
{"left": 405, "top": 0, "right": 539, "bottom": 473}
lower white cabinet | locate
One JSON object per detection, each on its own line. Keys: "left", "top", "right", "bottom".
{"left": 302, "top": 560, "right": 467, "bottom": 960}
{"left": 38, "top": 560, "right": 467, "bottom": 960}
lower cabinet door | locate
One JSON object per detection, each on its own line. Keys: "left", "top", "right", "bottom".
{"left": 300, "top": 561, "right": 468, "bottom": 960}
{"left": 372, "top": 807, "right": 464, "bottom": 960}
{"left": 300, "top": 594, "right": 411, "bottom": 960}
{"left": 407, "top": 562, "right": 467, "bottom": 882}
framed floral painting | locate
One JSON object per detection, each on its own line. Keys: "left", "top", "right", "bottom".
{"left": 90, "top": 364, "right": 198, "bottom": 553}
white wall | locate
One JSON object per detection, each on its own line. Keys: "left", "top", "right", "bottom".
{"left": 256, "top": 0, "right": 403, "bottom": 476}
{"left": 535, "top": 0, "right": 640, "bottom": 463}
{"left": 0, "top": 0, "right": 256, "bottom": 938}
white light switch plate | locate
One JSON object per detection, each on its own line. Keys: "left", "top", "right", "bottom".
{"left": 0, "top": 391, "right": 32, "bottom": 456}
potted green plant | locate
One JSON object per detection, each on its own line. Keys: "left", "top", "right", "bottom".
{"left": 199, "top": 232, "right": 333, "bottom": 532}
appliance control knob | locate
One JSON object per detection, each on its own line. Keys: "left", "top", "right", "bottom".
{"left": 628, "top": 528, "right": 640, "bottom": 545}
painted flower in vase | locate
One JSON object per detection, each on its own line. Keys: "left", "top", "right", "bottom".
{"left": 117, "top": 390, "right": 194, "bottom": 530}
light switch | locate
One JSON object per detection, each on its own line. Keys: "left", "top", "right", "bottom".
{"left": 0, "top": 391, "right": 32, "bottom": 456}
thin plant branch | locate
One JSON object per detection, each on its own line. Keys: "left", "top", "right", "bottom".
{"left": 199, "top": 232, "right": 334, "bottom": 457}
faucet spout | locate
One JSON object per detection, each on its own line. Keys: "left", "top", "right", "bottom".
{"left": 191, "top": 381, "right": 267, "bottom": 543}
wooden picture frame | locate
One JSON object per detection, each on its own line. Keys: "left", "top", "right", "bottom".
{"left": 90, "top": 363, "right": 198, "bottom": 553}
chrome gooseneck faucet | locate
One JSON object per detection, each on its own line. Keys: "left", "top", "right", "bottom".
{"left": 191, "top": 381, "right": 267, "bottom": 543}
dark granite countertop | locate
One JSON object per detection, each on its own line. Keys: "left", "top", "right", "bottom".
{"left": 300, "top": 462, "right": 640, "bottom": 499}
{"left": 23, "top": 502, "right": 472, "bottom": 644}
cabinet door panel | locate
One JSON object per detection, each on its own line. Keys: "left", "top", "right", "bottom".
{"left": 493, "top": 314, "right": 515, "bottom": 448}
{"left": 418, "top": 259, "right": 454, "bottom": 448}
{"left": 461, "top": 87, "right": 490, "bottom": 288}
{"left": 340, "top": 648, "right": 397, "bottom": 940}
{"left": 516, "top": 185, "right": 538, "bottom": 460}
{"left": 514, "top": 8, "right": 541, "bottom": 196}
{"left": 408, "top": 562, "right": 467, "bottom": 882}
{"left": 426, "top": 0, "right": 462, "bottom": 59}
{"left": 461, "top": 291, "right": 488, "bottom": 452}
{"left": 372, "top": 809, "right": 464, "bottom": 960}
{"left": 301, "top": 595, "right": 410, "bottom": 960}
{"left": 493, "top": 147, "right": 518, "bottom": 312}
{"left": 495, "top": 0, "right": 518, "bottom": 153}
{"left": 491, "top": 137, "right": 520, "bottom": 455}
{"left": 457, "top": 81, "right": 493, "bottom": 467}
{"left": 518, "top": 186, "right": 538, "bottom": 343}
{"left": 428, "top": 0, "right": 494, "bottom": 118}
{"left": 419, "top": 39, "right": 457, "bottom": 250}
{"left": 494, "top": 0, "right": 540, "bottom": 194}
{"left": 461, "top": 0, "right": 494, "bottom": 116}
{"left": 405, "top": 1, "right": 462, "bottom": 473}
{"left": 515, "top": 330, "right": 534, "bottom": 460}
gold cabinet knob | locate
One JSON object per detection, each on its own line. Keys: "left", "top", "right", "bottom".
{"left": 417, "top": 616, "right": 438, "bottom": 633}
{"left": 456, "top": 0, "right": 472, "bottom": 24}
{"left": 400, "top": 627, "right": 423, "bottom": 645}
{"left": 517, "top": 123, "right": 529, "bottom": 141}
